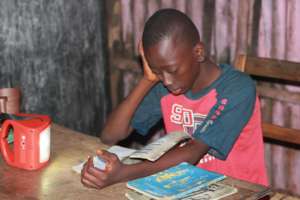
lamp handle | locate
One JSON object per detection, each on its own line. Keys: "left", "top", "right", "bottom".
{"left": 0, "top": 120, "right": 14, "bottom": 165}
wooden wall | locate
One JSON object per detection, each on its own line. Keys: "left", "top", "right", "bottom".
{"left": 0, "top": 0, "right": 110, "bottom": 135}
{"left": 106, "top": 0, "right": 300, "bottom": 195}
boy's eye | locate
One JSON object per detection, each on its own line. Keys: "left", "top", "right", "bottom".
{"left": 152, "top": 70, "right": 161, "bottom": 75}
{"left": 168, "top": 67, "right": 178, "bottom": 74}
{"left": 171, "top": 69, "right": 177, "bottom": 73}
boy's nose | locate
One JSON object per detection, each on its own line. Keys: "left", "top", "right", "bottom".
{"left": 162, "top": 72, "right": 173, "bottom": 86}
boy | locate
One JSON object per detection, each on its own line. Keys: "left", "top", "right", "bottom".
{"left": 81, "top": 9, "right": 268, "bottom": 189}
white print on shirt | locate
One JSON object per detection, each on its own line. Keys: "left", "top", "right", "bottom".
{"left": 200, "top": 119, "right": 213, "bottom": 133}
{"left": 170, "top": 103, "right": 217, "bottom": 164}
{"left": 199, "top": 154, "right": 216, "bottom": 164}
{"left": 170, "top": 103, "right": 207, "bottom": 135}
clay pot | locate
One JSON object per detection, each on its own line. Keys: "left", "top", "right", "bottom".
{"left": 0, "top": 88, "right": 21, "bottom": 114}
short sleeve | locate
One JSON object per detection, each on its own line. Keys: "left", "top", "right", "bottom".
{"left": 131, "top": 83, "right": 165, "bottom": 135}
{"left": 193, "top": 73, "right": 256, "bottom": 160}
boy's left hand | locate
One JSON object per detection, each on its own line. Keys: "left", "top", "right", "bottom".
{"left": 81, "top": 150, "right": 123, "bottom": 189}
{"left": 139, "top": 42, "right": 159, "bottom": 83}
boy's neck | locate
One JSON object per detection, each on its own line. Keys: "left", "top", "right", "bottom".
{"left": 191, "top": 60, "right": 221, "bottom": 94}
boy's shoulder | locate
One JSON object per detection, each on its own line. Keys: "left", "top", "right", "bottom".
{"left": 220, "top": 64, "right": 254, "bottom": 83}
{"left": 217, "top": 64, "right": 256, "bottom": 92}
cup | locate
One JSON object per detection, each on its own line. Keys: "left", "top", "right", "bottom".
{"left": 0, "top": 88, "right": 21, "bottom": 114}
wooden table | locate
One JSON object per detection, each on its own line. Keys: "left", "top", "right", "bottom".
{"left": 0, "top": 124, "right": 271, "bottom": 200}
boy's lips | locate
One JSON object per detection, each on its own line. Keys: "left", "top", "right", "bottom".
{"left": 169, "top": 88, "right": 182, "bottom": 95}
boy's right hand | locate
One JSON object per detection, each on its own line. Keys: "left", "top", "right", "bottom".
{"left": 80, "top": 150, "right": 124, "bottom": 190}
{"left": 139, "top": 42, "right": 159, "bottom": 83}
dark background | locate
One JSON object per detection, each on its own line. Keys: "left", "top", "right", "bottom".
{"left": 0, "top": 0, "right": 110, "bottom": 136}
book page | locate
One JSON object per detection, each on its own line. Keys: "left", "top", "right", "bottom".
{"left": 129, "top": 131, "right": 191, "bottom": 162}
{"left": 107, "top": 145, "right": 137, "bottom": 160}
{"left": 180, "top": 183, "right": 238, "bottom": 200}
{"left": 125, "top": 190, "right": 153, "bottom": 200}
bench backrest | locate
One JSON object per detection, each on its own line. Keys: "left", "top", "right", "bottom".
{"left": 234, "top": 55, "right": 300, "bottom": 145}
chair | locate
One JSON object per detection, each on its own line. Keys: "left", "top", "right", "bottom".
{"left": 234, "top": 54, "right": 300, "bottom": 145}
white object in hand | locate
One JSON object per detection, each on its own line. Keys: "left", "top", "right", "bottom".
{"left": 93, "top": 156, "right": 106, "bottom": 170}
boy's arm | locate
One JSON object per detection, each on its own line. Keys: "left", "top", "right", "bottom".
{"left": 81, "top": 138, "right": 209, "bottom": 189}
{"left": 100, "top": 77, "right": 156, "bottom": 145}
{"left": 100, "top": 42, "right": 159, "bottom": 145}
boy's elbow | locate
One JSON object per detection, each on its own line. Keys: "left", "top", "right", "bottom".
{"left": 100, "top": 133, "right": 115, "bottom": 145}
{"left": 100, "top": 127, "right": 132, "bottom": 145}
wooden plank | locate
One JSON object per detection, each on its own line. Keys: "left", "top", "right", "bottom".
{"left": 257, "top": 85, "right": 300, "bottom": 104}
{"left": 263, "top": 123, "right": 300, "bottom": 145}
{"left": 270, "top": 192, "right": 300, "bottom": 200}
{"left": 234, "top": 54, "right": 247, "bottom": 72}
{"left": 244, "top": 56, "right": 300, "bottom": 82}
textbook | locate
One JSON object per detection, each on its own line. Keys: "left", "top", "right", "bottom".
{"left": 128, "top": 131, "right": 191, "bottom": 161}
{"left": 72, "top": 131, "right": 190, "bottom": 173}
{"left": 106, "top": 131, "right": 191, "bottom": 162}
{"left": 125, "top": 183, "right": 237, "bottom": 200}
{"left": 126, "top": 162, "right": 226, "bottom": 200}
{"left": 110, "top": 131, "right": 190, "bottom": 165}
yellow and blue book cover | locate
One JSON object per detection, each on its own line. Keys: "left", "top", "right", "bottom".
{"left": 127, "top": 162, "right": 226, "bottom": 199}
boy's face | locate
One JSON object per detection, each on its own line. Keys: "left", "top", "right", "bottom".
{"left": 144, "top": 36, "right": 201, "bottom": 95}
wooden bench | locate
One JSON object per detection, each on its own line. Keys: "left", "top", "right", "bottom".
{"left": 234, "top": 54, "right": 300, "bottom": 145}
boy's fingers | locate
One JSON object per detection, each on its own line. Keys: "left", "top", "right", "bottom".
{"left": 95, "top": 150, "right": 119, "bottom": 172}
{"left": 96, "top": 150, "right": 110, "bottom": 160}
{"left": 138, "top": 42, "right": 148, "bottom": 64}
{"left": 81, "top": 157, "right": 92, "bottom": 178}
{"left": 139, "top": 40, "right": 158, "bottom": 82}
{"left": 81, "top": 175, "right": 100, "bottom": 189}
{"left": 86, "top": 156, "right": 94, "bottom": 168}
{"left": 82, "top": 167, "right": 101, "bottom": 183}
{"left": 81, "top": 156, "right": 91, "bottom": 174}
{"left": 87, "top": 163, "right": 107, "bottom": 176}
{"left": 96, "top": 150, "right": 118, "bottom": 165}
{"left": 81, "top": 158, "right": 107, "bottom": 189}
{"left": 82, "top": 157, "right": 102, "bottom": 176}
{"left": 138, "top": 41, "right": 144, "bottom": 56}
{"left": 81, "top": 159, "right": 99, "bottom": 189}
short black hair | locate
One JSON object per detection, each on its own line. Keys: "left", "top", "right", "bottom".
{"left": 142, "top": 9, "right": 200, "bottom": 49}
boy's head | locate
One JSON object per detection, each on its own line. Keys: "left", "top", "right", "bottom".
{"left": 142, "top": 9, "right": 205, "bottom": 95}
{"left": 142, "top": 9, "right": 200, "bottom": 49}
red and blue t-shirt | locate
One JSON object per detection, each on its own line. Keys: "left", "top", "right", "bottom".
{"left": 131, "top": 64, "right": 268, "bottom": 186}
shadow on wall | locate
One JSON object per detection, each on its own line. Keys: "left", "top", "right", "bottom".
{"left": 0, "top": 0, "right": 110, "bottom": 135}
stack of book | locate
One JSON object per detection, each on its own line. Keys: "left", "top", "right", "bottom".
{"left": 126, "top": 162, "right": 237, "bottom": 200}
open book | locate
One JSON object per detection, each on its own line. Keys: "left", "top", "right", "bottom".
{"left": 126, "top": 162, "right": 227, "bottom": 200}
{"left": 72, "top": 131, "right": 190, "bottom": 173}
{"left": 125, "top": 131, "right": 191, "bottom": 162}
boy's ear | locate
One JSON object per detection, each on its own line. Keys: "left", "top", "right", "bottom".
{"left": 193, "top": 42, "right": 205, "bottom": 62}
